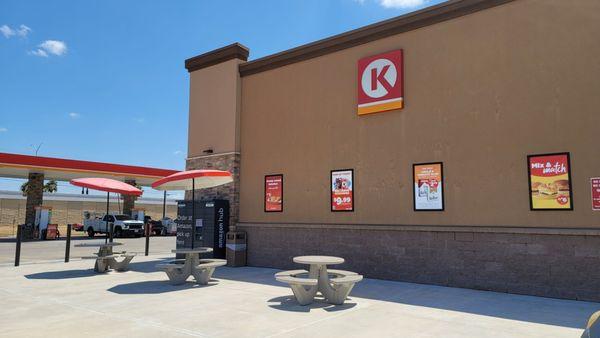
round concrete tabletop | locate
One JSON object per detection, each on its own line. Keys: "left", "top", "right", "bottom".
{"left": 293, "top": 256, "right": 344, "bottom": 265}
{"left": 171, "top": 248, "right": 213, "bottom": 254}
{"left": 74, "top": 242, "right": 123, "bottom": 247}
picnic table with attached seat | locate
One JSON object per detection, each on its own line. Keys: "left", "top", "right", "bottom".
{"left": 75, "top": 242, "right": 136, "bottom": 272}
{"left": 156, "top": 248, "right": 226, "bottom": 285}
{"left": 275, "top": 255, "right": 363, "bottom": 305}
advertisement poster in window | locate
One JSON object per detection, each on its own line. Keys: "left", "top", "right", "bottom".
{"left": 527, "top": 153, "right": 573, "bottom": 210}
{"left": 591, "top": 178, "right": 600, "bottom": 211}
{"left": 264, "top": 175, "right": 283, "bottom": 212}
{"left": 413, "top": 162, "right": 444, "bottom": 211}
{"left": 331, "top": 169, "right": 354, "bottom": 212}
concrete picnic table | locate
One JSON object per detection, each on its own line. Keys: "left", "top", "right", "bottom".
{"left": 172, "top": 247, "right": 213, "bottom": 270}
{"left": 157, "top": 247, "right": 227, "bottom": 285}
{"left": 294, "top": 255, "right": 343, "bottom": 281}
{"left": 75, "top": 242, "right": 135, "bottom": 272}
{"left": 293, "top": 256, "right": 345, "bottom": 299}
{"left": 290, "top": 256, "right": 362, "bottom": 304}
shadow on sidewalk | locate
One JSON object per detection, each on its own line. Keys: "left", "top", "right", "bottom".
{"left": 267, "top": 295, "right": 357, "bottom": 313}
{"left": 25, "top": 269, "right": 97, "bottom": 279}
{"left": 23, "top": 258, "right": 171, "bottom": 280}
{"left": 108, "top": 280, "right": 217, "bottom": 294}
{"left": 125, "top": 258, "right": 171, "bottom": 273}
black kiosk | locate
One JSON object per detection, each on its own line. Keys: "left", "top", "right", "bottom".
{"left": 175, "top": 199, "right": 229, "bottom": 259}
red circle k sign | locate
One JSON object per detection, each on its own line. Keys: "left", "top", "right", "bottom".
{"left": 357, "top": 50, "right": 404, "bottom": 116}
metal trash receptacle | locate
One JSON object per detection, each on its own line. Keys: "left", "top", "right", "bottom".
{"left": 226, "top": 231, "right": 247, "bottom": 267}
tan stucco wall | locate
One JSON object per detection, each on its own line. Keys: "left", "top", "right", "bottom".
{"left": 237, "top": 0, "right": 600, "bottom": 227}
{"left": 188, "top": 58, "right": 242, "bottom": 157}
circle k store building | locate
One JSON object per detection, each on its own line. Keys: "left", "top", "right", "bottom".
{"left": 183, "top": 0, "right": 600, "bottom": 301}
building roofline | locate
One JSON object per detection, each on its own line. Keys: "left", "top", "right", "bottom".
{"left": 185, "top": 43, "right": 250, "bottom": 73}
{"left": 238, "top": 0, "right": 516, "bottom": 76}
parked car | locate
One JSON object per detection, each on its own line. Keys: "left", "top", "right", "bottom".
{"left": 83, "top": 214, "right": 144, "bottom": 238}
{"left": 162, "top": 217, "right": 177, "bottom": 235}
{"left": 144, "top": 216, "right": 176, "bottom": 236}
{"left": 71, "top": 223, "right": 84, "bottom": 232}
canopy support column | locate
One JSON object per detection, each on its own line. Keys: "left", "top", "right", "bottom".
{"left": 122, "top": 179, "right": 137, "bottom": 216}
{"left": 24, "top": 173, "right": 44, "bottom": 239}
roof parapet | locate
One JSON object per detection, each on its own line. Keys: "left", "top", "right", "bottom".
{"left": 185, "top": 43, "right": 250, "bottom": 73}
{"left": 238, "top": 0, "right": 516, "bottom": 76}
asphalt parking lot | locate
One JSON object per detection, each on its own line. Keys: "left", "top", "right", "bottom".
{"left": 0, "top": 235, "right": 176, "bottom": 266}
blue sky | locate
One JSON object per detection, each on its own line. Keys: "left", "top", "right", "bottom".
{"left": 0, "top": 0, "right": 443, "bottom": 197}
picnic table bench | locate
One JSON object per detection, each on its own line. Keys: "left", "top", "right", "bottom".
{"left": 156, "top": 248, "right": 226, "bottom": 285}
{"left": 76, "top": 242, "right": 135, "bottom": 272}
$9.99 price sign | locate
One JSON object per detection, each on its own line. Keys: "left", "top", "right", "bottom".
{"left": 331, "top": 169, "right": 354, "bottom": 212}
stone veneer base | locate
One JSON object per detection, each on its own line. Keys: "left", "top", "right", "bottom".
{"left": 238, "top": 222, "right": 600, "bottom": 302}
{"left": 186, "top": 153, "right": 240, "bottom": 230}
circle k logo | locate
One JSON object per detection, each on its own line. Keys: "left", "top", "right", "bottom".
{"left": 357, "top": 49, "right": 404, "bottom": 116}
{"left": 361, "top": 58, "right": 397, "bottom": 99}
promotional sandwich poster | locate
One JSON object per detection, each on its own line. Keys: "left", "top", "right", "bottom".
{"left": 331, "top": 169, "right": 354, "bottom": 211}
{"left": 528, "top": 153, "right": 572, "bottom": 210}
{"left": 413, "top": 163, "right": 444, "bottom": 211}
{"left": 265, "top": 175, "right": 283, "bottom": 212}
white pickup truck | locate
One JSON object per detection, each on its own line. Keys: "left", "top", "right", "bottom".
{"left": 83, "top": 214, "right": 144, "bottom": 238}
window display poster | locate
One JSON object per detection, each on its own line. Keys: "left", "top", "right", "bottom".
{"left": 591, "top": 178, "right": 600, "bottom": 211}
{"left": 528, "top": 153, "right": 572, "bottom": 210}
{"left": 413, "top": 163, "right": 444, "bottom": 211}
{"left": 264, "top": 175, "right": 283, "bottom": 212}
{"left": 331, "top": 169, "right": 354, "bottom": 211}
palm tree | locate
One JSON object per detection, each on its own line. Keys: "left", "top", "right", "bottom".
{"left": 44, "top": 180, "right": 58, "bottom": 193}
{"left": 21, "top": 179, "right": 59, "bottom": 196}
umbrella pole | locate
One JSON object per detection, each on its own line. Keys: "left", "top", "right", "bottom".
{"left": 191, "top": 178, "right": 195, "bottom": 250}
{"left": 105, "top": 192, "right": 109, "bottom": 244}
{"left": 162, "top": 191, "right": 166, "bottom": 219}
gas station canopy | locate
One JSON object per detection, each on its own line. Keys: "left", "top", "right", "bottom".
{"left": 0, "top": 152, "right": 178, "bottom": 186}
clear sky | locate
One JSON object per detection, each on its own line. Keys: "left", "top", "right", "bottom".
{"left": 0, "top": 0, "right": 443, "bottom": 197}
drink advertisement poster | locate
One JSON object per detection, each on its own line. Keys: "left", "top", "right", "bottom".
{"left": 264, "top": 174, "right": 283, "bottom": 212}
{"left": 527, "top": 153, "right": 573, "bottom": 210}
{"left": 413, "top": 162, "right": 444, "bottom": 211}
{"left": 591, "top": 178, "right": 600, "bottom": 211}
{"left": 331, "top": 169, "right": 354, "bottom": 211}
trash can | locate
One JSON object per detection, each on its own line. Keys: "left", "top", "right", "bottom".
{"left": 226, "top": 231, "right": 247, "bottom": 267}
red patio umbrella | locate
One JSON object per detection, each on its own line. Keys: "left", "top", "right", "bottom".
{"left": 151, "top": 170, "right": 233, "bottom": 249}
{"left": 71, "top": 178, "right": 142, "bottom": 243}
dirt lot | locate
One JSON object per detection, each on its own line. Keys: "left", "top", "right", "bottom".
{"left": 0, "top": 224, "right": 88, "bottom": 238}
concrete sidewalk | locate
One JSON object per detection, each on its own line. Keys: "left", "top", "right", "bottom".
{"left": 0, "top": 255, "right": 597, "bottom": 337}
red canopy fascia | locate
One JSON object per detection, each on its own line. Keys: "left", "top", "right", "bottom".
{"left": 0, "top": 152, "right": 178, "bottom": 186}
